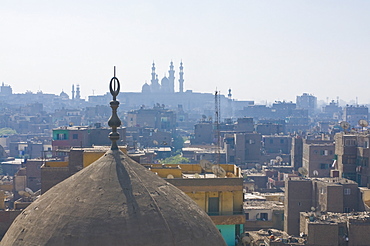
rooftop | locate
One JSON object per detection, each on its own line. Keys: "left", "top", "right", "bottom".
{"left": 301, "top": 211, "right": 370, "bottom": 224}
{"left": 244, "top": 200, "right": 284, "bottom": 210}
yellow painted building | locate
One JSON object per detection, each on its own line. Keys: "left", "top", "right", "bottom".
{"left": 146, "top": 163, "right": 245, "bottom": 246}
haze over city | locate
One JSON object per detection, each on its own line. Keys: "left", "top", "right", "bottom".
{"left": 1, "top": 1, "right": 370, "bottom": 104}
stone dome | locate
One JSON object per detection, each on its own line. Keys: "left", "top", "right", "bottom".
{"left": 1, "top": 150, "right": 226, "bottom": 246}
{"left": 161, "top": 76, "right": 169, "bottom": 86}
{"left": 59, "top": 90, "right": 69, "bottom": 99}
{"left": 161, "top": 77, "right": 171, "bottom": 93}
{"left": 141, "top": 82, "right": 151, "bottom": 93}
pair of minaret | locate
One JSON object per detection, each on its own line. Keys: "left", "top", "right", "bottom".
{"left": 71, "top": 84, "right": 81, "bottom": 100}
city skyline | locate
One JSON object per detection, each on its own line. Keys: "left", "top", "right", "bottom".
{"left": 1, "top": 1, "right": 370, "bottom": 104}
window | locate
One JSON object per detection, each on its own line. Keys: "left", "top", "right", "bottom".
{"left": 344, "top": 207, "right": 351, "bottom": 213}
{"left": 344, "top": 188, "right": 351, "bottom": 195}
{"left": 320, "top": 163, "right": 329, "bottom": 169}
{"left": 73, "top": 134, "right": 78, "bottom": 140}
{"left": 208, "top": 197, "right": 219, "bottom": 216}
{"left": 280, "top": 139, "right": 284, "bottom": 144}
{"left": 245, "top": 213, "right": 249, "bottom": 220}
{"left": 270, "top": 139, "right": 273, "bottom": 144}
{"left": 57, "top": 133, "right": 67, "bottom": 140}
{"left": 260, "top": 213, "right": 268, "bottom": 221}
{"left": 345, "top": 139, "right": 356, "bottom": 146}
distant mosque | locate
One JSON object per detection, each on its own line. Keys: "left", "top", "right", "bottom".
{"left": 142, "top": 61, "right": 184, "bottom": 94}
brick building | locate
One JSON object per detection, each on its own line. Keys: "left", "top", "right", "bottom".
{"left": 300, "top": 211, "right": 370, "bottom": 246}
{"left": 284, "top": 177, "right": 360, "bottom": 236}
{"left": 334, "top": 131, "right": 370, "bottom": 186}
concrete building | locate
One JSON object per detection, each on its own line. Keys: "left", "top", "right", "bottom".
{"left": 243, "top": 200, "right": 284, "bottom": 231}
{"left": 284, "top": 177, "right": 360, "bottom": 236}
{"left": 296, "top": 93, "right": 317, "bottom": 116}
{"left": 302, "top": 140, "right": 335, "bottom": 177}
{"left": 343, "top": 105, "right": 368, "bottom": 128}
{"left": 291, "top": 136, "right": 303, "bottom": 171}
{"left": 334, "top": 131, "right": 370, "bottom": 186}
{"left": 126, "top": 105, "right": 177, "bottom": 134}
{"left": 225, "top": 132, "right": 262, "bottom": 166}
{"left": 52, "top": 126, "right": 126, "bottom": 152}
{"left": 262, "top": 135, "right": 292, "bottom": 155}
{"left": 191, "top": 121, "right": 214, "bottom": 145}
{"left": 256, "top": 122, "right": 285, "bottom": 135}
{"left": 300, "top": 211, "right": 370, "bottom": 246}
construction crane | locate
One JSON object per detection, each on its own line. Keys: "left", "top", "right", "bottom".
{"left": 215, "top": 90, "right": 221, "bottom": 165}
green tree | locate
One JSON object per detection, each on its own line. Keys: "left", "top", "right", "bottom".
{"left": 160, "top": 155, "right": 190, "bottom": 164}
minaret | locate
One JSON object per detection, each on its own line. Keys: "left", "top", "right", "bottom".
{"left": 150, "top": 62, "right": 160, "bottom": 92}
{"left": 178, "top": 61, "right": 184, "bottom": 93}
{"left": 72, "top": 84, "right": 75, "bottom": 100}
{"left": 168, "top": 61, "right": 175, "bottom": 93}
{"left": 76, "top": 84, "right": 81, "bottom": 100}
{"left": 228, "top": 88, "right": 233, "bottom": 118}
{"left": 151, "top": 62, "right": 156, "bottom": 84}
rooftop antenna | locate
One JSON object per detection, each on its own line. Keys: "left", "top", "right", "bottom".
{"left": 108, "top": 66, "right": 122, "bottom": 150}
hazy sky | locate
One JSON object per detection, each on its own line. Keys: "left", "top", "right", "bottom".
{"left": 1, "top": 1, "right": 370, "bottom": 104}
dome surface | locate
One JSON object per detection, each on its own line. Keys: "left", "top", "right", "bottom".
{"left": 1, "top": 150, "right": 226, "bottom": 246}
{"left": 161, "top": 76, "right": 169, "bottom": 86}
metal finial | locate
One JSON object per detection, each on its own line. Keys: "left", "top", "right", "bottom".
{"left": 108, "top": 66, "right": 122, "bottom": 150}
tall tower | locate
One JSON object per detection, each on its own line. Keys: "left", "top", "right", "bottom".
{"left": 151, "top": 62, "right": 156, "bottom": 83}
{"left": 178, "top": 61, "right": 184, "bottom": 93}
{"left": 168, "top": 61, "right": 175, "bottom": 93}
{"left": 76, "top": 84, "right": 81, "bottom": 100}
{"left": 227, "top": 88, "right": 233, "bottom": 118}
{"left": 72, "top": 84, "right": 75, "bottom": 100}
{"left": 150, "top": 62, "right": 160, "bottom": 92}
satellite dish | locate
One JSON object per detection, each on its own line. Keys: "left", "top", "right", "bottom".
{"left": 298, "top": 167, "right": 308, "bottom": 177}
{"left": 313, "top": 170, "right": 319, "bottom": 177}
{"left": 211, "top": 165, "right": 226, "bottom": 178}
{"left": 311, "top": 207, "right": 316, "bottom": 212}
{"left": 166, "top": 174, "right": 174, "bottom": 179}
{"left": 18, "top": 191, "right": 31, "bottom": 198}
{"left": 359, "top": 119, "right": 369, "bottom": 128}
{"left": 194, "top": 173, "right": 201, "bottom": 178}
{"left": 25, "top": 187, "right": 34, "bottom": 196}
{"left": 200, "top": 160, "right": 213, "bottom": 172}
{"left": 340, "top": 121, "right": 350, "bottom": 130}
